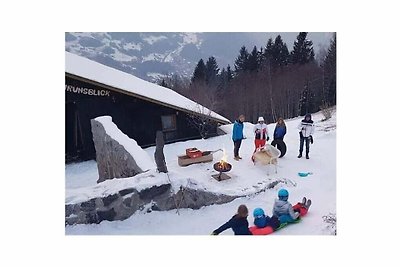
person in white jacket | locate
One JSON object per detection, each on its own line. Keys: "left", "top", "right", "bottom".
{"left": 253, "top": 116, "right": 269, "bottom": 152}
{"left": 297, "top": 113, "right": 315, "bottom": 159}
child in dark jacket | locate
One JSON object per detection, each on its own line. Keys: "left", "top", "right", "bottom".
{"left": 253, "top": 208, "right": 281, "bottom": 230}
{"left": 212, "top": 205, "right": 252, "bottom": 235}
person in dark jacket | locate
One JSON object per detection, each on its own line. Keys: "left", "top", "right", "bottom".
{"left": 271, "top": 117, "right": 288, "bottom": 158}
{"left": 232, "top": 114, "right": 245, "bottom": 161}
{"left": 212, "top": 204, "right": 252, "bottom": 235}
{"left": 273, "top": 117, "right": 287, "bottom": 141}
{"left": 252, "top": 208, "right": 281, "bottom": 230}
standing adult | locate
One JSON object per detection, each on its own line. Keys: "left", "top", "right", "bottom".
{"left": 297, "top": 114, "right": 315, "bottom": 159}
{"left": 273, "top": 117, "right": 287, "bottom": 141}
{"left": 272, "top": 117, "right": 287, "bottom": 158}
{"left": 232, "top": 114, "right": 245, "bottom": 161}
{"left": 253, "top": 116, "right": 269, "bottom": 152}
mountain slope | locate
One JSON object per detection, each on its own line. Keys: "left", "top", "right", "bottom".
{"left": 65, "top": 32, "right": 333, "bottom": 82}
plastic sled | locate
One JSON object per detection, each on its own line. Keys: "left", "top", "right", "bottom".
{"left": 249, "top": 226, "right": 274, "bottom": 235}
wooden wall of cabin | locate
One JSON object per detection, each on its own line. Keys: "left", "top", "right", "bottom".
{"left": 65, "top": 76, "right": 218, "bottom": 163}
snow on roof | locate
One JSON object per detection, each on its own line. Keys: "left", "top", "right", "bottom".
{"left": 95, "top": 116, "right": 155, "bottom": 172}
{"left": 65, "top": 51, "right": 230, "bottom": 124}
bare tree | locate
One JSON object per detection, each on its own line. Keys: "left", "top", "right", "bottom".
{"left": 156, "top": 73, "right": 190, "bottom": 95}
{"left": 186, "top": 103, "right": 219, "bottom": 139}
{"left": 184, "top": 81, "right": 223, "bottom": 139}
{"left": 320, "top": 103, "right": 333, "bottom": 121}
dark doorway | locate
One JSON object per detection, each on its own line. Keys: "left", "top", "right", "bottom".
{"left": 65, "top": 102, "right": 84, "bottom": 162}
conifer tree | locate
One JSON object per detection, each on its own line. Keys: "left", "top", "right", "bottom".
{"left": 248, "top": 46, "right": 260, "bottom": 71}
{"left": 191, "top": 59, "right": 206, "bottom": 84}
{"left": 234, "top": 46, "right": 249, "bottom": 72}
{"left": 273, "top": 35, "right": 290, "bottom": 67}
{"left": 219, "top": 67, "right": 227, "bottom": 87}
{"left": 205, "top": 56, "right": 220, "bottom": 86}
{"left": 291, "top": 32, "right": 315, "bottom": 64}
{"left": 263, "top": 38, "right": 274, "bottom": 64}
{"left": 323, "top": 33, "right": 336, "bottom": 105}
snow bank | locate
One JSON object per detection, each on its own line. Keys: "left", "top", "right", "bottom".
{"left": 95, "top": 116, "right": 155, "bottom": 171}
{"left": 66, "top": 170, "right": 169, "bottom": 204}
{"left": 65, "top": 160, "right": 99, "bottom": 189}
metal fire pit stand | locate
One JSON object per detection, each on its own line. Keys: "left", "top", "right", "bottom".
{"left": 212, "top": 172, "right": 231, "bottom": 181}
{"left": 212, "top": 162, "right": 232, "bottom": 181}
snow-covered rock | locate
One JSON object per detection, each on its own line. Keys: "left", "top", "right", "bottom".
{"left": 91, "top": 116, "right": 155, "bottom": 183}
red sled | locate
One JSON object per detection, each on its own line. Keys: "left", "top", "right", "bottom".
{"left": 249, "top": 226, "right": 274, "bottom": 235}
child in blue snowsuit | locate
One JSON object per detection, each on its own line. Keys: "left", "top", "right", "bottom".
{"left": 212, "top": 204, "right": 252, "bottom": 235}
{"left": 253, "top": 208, "right": 281, "bottom": 230}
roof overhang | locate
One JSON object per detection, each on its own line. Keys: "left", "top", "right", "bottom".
{"left": 65, "top": 72, "right": 231, "bottom": 125}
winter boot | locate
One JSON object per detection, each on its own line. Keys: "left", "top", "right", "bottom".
{"left": 306, "top": 153, "right": 309, "bottom": 159}
{"left": 302, "top": 197, "right": 307, "bottom": 206}
{"left": 297, "top": 153, "right": 302, "bottom": 158}
{"left": 305, "top": 199, "right": 312, "bottom": 210}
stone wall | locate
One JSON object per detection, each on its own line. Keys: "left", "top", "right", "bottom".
{"left": 91, "top": 119, "right": 145, "bottom": 183}
{"left": 65, "top": 183, "right": 238, "bottom": 225}
{"left": 65, "top": 178, "right": 291, "bottom": 226}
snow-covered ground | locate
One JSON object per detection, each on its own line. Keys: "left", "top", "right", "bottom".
{"left": 65, "top": 109, "right": 336, "bottom": 235}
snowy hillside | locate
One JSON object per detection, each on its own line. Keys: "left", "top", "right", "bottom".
{"left": 65, "top": 109, "right": 336, "bottom": 235}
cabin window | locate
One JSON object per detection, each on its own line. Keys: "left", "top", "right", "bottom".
{"left": 161, "top": 115, "right": 177, "bottom": 131}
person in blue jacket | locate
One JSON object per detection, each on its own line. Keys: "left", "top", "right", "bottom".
{"left": 212, "top": 204, "right": 252, "bottom": 235}
{"left": 273, "top": 117, "right": 287, "bottom": 141}
{"left": 232, "top": 114, "right": 245, "bottom": 161}
{"left": 253, "top": 208, "right": 281, "bottom": 230}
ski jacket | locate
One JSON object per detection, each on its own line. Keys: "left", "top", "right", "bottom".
{"left": 297, "top": 119, "right": 315, "bottom": 138}
{"left": 213, "top": 215, "right": 252, "bottom": 235}
{"left": 274, "top": 125, "right": 286, "bottom": 139}
{"left": 272, "top": 199, "right": 299, "bottom": 222}
{"left": 254, "top": 123, "right": 269, "bottom": 140}
{"left": 254, "top": 215, "right": 281, "bottom": 230}
{"left": 232, "top": 120, "right": 244, "bottom": 142}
